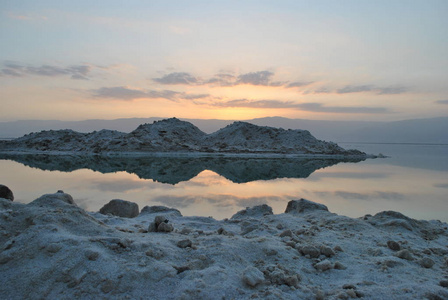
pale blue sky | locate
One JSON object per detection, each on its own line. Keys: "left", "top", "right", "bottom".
{"left": 1, "top": 0, "right": 447, "bottom": 121}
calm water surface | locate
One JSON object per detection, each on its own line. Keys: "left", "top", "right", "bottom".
{"left": 1, "top": 143, "right": 447, "bottom": 221}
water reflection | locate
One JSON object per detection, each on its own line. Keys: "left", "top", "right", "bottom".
{"left": 0, "top": 154, "right": 366, "bottom": 184}
{"left": 1, "top": 144, "right": 446, "bottom": 222}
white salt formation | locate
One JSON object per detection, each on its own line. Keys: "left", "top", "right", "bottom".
{"left": 0, "top": 118, "right": 368, "bottom": 156}
{"left": 1, "top": 189, "right": 447, "bottom": 299}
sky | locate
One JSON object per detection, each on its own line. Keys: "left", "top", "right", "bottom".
{"left": 1, "top": 0, "right": 448, "bottom": 122}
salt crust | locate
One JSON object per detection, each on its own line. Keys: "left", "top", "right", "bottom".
{"left": 1, "top": 193, "right": 447, "bottom": 299}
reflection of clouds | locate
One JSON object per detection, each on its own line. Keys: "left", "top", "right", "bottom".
{"left": 151, "top": 195, "right": 198, "bottom": 208}
{"left": 314, "top": 190, "right": 405, "bottom": 201}
{"left": 309, "top": 172, "right": 390, "bottom": 181}
{"left": 434, "top": 183, "right": 448, "bottom": 189}
{"left": 89, "top": 179, "right": 148, "bottom": 192}
{"left": 151, "top": 194, "right": 292, "bottom": 209}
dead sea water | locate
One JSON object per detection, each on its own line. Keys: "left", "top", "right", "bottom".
{"left": 1, "top": 143, "right": 447, "bottom": 221}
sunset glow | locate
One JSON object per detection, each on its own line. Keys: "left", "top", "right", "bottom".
{"left": 1, "top": 1, "right": 447, "bottom": 122}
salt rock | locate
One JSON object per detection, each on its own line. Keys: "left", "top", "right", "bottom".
{"left": 85, "top": 250, "right": 100, "bottom": 261}
{"left": 242, "top": 266, "right": 265, "bottom": 287}
{"left": 140, "top": 205, "right": 182, "bottom": 216}
{"left": 300, "top": 245, "right": 320, "bottom": 258}
{"left": 387, "top": 240, "right": 401, "bottom": 251}
{"left": 99, "top": 199, "right": 139, "bottom": 218}
{"left": 177, "top": 239, "right": 192, "bottom": 249}
{"left": 334, "top": 261, "right": 347, "bottom": 270}
{"left": 285, "top": 199, "right": 328, "bottom": 214}
{"left": 157, "top": 222, "right": 174, "bottom": 233}
{"left": 419, "top": 257, "right": 435, "bottom": 268}
{"left": 369, "top": 211, "right": 416, "bottom": 231}
{"left": 231, "top": 204, "right": 273, "bottom": 219}
{"left": 279, "top": 229, "right": 293, "bottom": 238}
{"left": 320, "top": 245, "right": 336, "bottom": 257}
{"left": 31, "top": 191, "right": 75, "bottom": 206}
{"left": 0, "top": 184, "right": 14, "bottom": 201}
{"left": 396, "top": 249, "right": 413, "bottom": 261}
{"left": 314, "top": 259, "right": 334, "bottom": 271}
{"left": 284, "top": 275, "right": 300, "bottom": 288}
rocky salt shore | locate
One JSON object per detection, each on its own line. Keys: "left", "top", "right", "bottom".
{"left": 0, "top": 118, "right": 369, "bottom": 157}
{"left": 1, "top": 188, "right": 448, "bottom": 299}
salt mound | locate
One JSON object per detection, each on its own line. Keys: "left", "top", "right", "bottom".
{"left": 0, "top": 118, "right": 369, "bottom": 156}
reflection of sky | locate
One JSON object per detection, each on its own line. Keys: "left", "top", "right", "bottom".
{"left": 1, "top": 144, "right": 447, "bottom": 221}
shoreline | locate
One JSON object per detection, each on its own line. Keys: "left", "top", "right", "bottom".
{"left": 0, "top": 149, "right": 380, "bottom": 159}
{"left": 1, "top": 192, "right": 447, "bottom": 299}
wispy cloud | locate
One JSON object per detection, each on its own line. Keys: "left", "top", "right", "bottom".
{"left": 319, "top": 84, "right": 410, "bottom": 95}
{"left": 435, "top": 100, "right": 448, "bottom": 105}
{"left": 235, "top": 70, "right": 274, "bottom": 86}
{"left": 153, "top": 70, "right": 310, "bottom": 88}
{"left": 152, "top": 72, "right": 198, "bottom": 85}
{"left": 286, "top": 81, "right": 314, "bottom": 88}
{"left": 213, "top": 99, "right": 298, "bottom": 109}
{"left": 152, "top": 194, "right": 286, "bottom": 209}
{"left": 91, "top": 86, "right": 181, "bottom": 101}
{"left": 336, "top": 85, "right": 375, "bottom": 94}
{"left": 206, "top": 73, "right": 237, "bottom": 86}
{"left": 297, "top": 102, "right": 390, "bottom": 114}
{"left": 434, "top": 183, "right": 448, "bottom": 188}
{"left": 7, "top": 12, "right": 47, "bottom": 21}
{"left": 375, "top": 86, "right": 408, "bottom": 95}
{"left": 210, "top": 99, "right": 390, "bottom": 114}
{"left": 1, "top": 62, "right": 91, "bottom": 80}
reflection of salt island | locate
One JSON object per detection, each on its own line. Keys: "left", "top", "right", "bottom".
{"left": 1, "top": 190, "right": 447, "bottom": 299}
{"left": 0, "top": 154, "right": 367, "bottom": 184}
{"left": 0, "top": 118, "right": 374, "bottom": 157}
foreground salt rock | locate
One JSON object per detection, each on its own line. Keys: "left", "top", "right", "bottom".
{"left": 0, "top": 184, "right": 14, "bottom": 201}
{"left": 99, "top": 199, "right": 139, "bottom": 218}
{"left": 1, "top": 193, "right": 448, "bottom": 299}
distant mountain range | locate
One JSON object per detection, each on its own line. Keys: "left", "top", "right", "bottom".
{"left": 1, "top": 116, "right": 447, "bottom": 144}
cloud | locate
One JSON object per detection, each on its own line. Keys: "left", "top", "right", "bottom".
{"left": 153, "top": 70, "right": 304, "bottom": 88}
{"left": 434, "top": 183, "right": 448, "bottom": 188}
{"left": 151, "top": 194, "right": 287, "bottom": 209}
{"left": 91, "top": 86, "right": 180, "bottom": 101}
{"left": 206, "top": 73, "right": 236, "bottom": 86}
{"left": 334, "top": 84, "right": 408, "bottom": 95}
{"left": 336, "top": 85, "right": 375, "bottom": 94}
{"left": 153, "top": 72, "right": 198, "bottom": 85}
{"left": 236, "top": 70, "right": 274, "bottom": 86}
{"left": 90, "top": 179, "right": 146, "bottom": 192}
{"left": 297, "top": 102, "right": 390, "bottom": 114}
{"left": 210, "top": 99, "right": 390, "bottom": 114}
{"left": 435, "top": 100, "right": 448, "bottom": 105}
{"left": 1, "top": 62, "right": 92, "bottom": 80}
{"left": 213, "top": 99, "right": 298, "bottom": 109}
{"left": 286, "top": 81, "right": 314, "bottom": 88}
